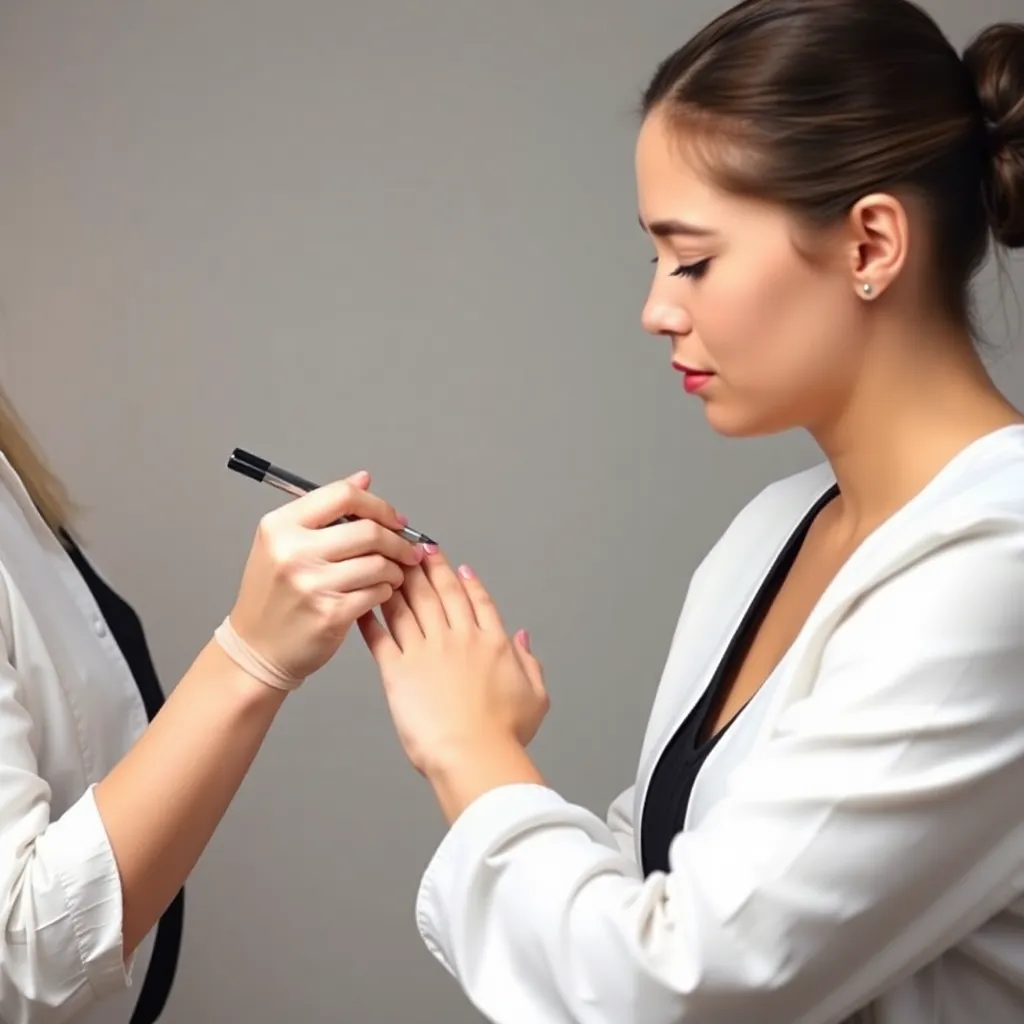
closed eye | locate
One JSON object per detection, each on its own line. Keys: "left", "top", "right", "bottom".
{"left": 671, "top": 258, "right": 711, "bottom": 280}
{"left": 649, "top": 256, "right": 712, "bottom": 280}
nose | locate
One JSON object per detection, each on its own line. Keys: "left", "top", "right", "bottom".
{"left": 641, "top": 290, "right": 691, "bottom": 338}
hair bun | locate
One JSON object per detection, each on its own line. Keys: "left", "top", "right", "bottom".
{"left": 962, "top": 22, "right": 1024, "bottom": 249}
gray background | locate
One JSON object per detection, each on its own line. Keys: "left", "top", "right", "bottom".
{"left": 0, "top": 1, "right": 1021, "bottom": 1021}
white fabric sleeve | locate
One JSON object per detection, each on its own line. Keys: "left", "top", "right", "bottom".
{"left": 604, "top": 784, "right": 636, "bottom": 861}
{"left": 413, "top": 527, "right": 1024, "bottom": 1023}
{"left": 0, "top": 654, "right": 130, "bottom": 1024}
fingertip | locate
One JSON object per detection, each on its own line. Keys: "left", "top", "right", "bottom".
{"left": 457, "top": 564, "right": 476, "bottom": 581}
{"left": 349, "top": 470, "right": 371, "bottom": 488}
{"left": 515, "top": 628, "right": 531, "bottom": 653}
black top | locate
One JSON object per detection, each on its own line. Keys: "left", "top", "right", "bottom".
{"left": 640, "top": 485, "right": 839, "bottom": 877}
{"left": 61, "top": 531, "right": 183, "bottom": 1024}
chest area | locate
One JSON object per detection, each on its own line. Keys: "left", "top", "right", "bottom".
{"left": 706, "top": 516, "right": 852, "bottom": 740}
{"left": 0, "top": 512, "right": 148, "bottom": 812}
{"left": 635, "top": 487, "right": 861, "bottom": 836}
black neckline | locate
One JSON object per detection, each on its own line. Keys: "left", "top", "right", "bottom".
{"left": 694, "top": 483, "right": 839, "bottom": 751}
{"left": 59, "top": 529, "right": 184, "bottom": 1023}
{"left": 639, "top": 483, "right": 839, "bottom": 876}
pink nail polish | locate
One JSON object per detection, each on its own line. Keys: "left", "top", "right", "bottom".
{"left": 518, "top": 629, "right": 531, "bottom": 652}
{"left": 422, "top": 543, "right": 439, "bottom": 555}
{"left": 395, "top": 512, "right": 409, "bottom": 527}
{"left": 457, "top": 564, "right": 475, "bottom": 580}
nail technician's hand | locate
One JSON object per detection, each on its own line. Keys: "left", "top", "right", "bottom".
{"left": 357, "top": 548, "right": 549, "bottom": 776}
{"left": 228, "top": 471, "right": 424, "bottom": 682}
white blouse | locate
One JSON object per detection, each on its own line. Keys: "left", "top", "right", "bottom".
{"left": 0, "top": 451, "right": 154, "bottom": 1024}
{"left": 415, "top": 424, "right": 1024, "bottom": 1023}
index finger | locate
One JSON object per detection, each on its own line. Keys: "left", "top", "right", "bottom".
{"left": 283, "top": 473, "right": 406, "bottom": 532}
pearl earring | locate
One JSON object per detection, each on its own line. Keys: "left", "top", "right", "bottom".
{"left": 861, "top": 282, "right": 873, "bottom": 296}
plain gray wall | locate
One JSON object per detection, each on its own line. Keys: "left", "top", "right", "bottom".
{"left": 0, "top": 1, "right": 1022, "bottom": 1021}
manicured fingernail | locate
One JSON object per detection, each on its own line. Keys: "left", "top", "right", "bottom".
{"left": 517, "top": 628, "right": 531, "bottom": 651}
{"left": 411, "top": 545, "right": 425, "bottom": 562}
{"left": 422, "top": 543, "right": 439, "bottom": 555}
{"left": 457, "top": 564, "right": 475, "bottom": 580}
{"left": 352, "top": 470, "right": 369, "bottom": 482}
{"left": 395, "top": 512, "right": 409, "bottom": 527}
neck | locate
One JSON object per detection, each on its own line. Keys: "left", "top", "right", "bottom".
{"left": 809, "top": 318, "right": 1022, "bottom": 533}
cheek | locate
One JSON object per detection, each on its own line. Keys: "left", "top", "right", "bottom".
{"left": 699, "top": 256, "right": 838, "bottom": 384}
{"left": 694, "top": 267, "right": 787, "bottom": 374}
{"left": 694, "top": 257, "right": 855, "bottom": 435}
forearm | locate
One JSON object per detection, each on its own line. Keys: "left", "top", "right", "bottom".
{"left": 94, "top": 639, "right": 286, "bottom": 954}
{"left": 426, "top": 736, "right": 546, "bottom": 824}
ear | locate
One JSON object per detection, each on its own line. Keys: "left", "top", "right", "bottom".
{"left": 845, "top": 193, "right": 909, "bottom": 300}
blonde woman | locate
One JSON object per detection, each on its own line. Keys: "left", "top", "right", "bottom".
{"left": 0, "top": 391, "right": 423, "bottom": 1024}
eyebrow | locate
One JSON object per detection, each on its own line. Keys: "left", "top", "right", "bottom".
{"left": 638, "top": 215, "right": 715, "bottom": 238}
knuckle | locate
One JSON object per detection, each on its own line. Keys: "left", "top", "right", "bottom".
{"left": 369, "top": 554, "right": 402, "bottom": 585}
{"left": 295, "top": 567, "right": 321, "bottom": 596}
{"left": 268, "top": 533, "right": 299, "bottom": 570}
{"left": 370, "top": 553, "right": 393, "bottom": 575}
{"left": 375, "top": 524, "right": 403, "bottom": 551}
{"left": 333, "top": 480, "right": 357, "bottom": 509}
{"left": 352, "top": 519, "right": 387, "bottom": 548}
{"left": 378, "top": 564, "right": 401, "bottom": 588}
{"left": 256, "top": 512, "right": 281, "bottom": 548}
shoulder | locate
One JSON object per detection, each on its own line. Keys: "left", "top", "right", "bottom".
{"left": 714, "top": 425, "right": 1024, "bottom": 562}
{"left": 815, "top": 428, "right": 1024, "bottom": 696}
{"left": 914, "top": 425, "right": 1024, "bottom": 532}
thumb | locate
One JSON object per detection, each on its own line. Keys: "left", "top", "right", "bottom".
{"left": 514, "top": 629, "right": 546, "bottom": 696}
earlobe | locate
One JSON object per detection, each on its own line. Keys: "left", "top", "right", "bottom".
{"left": 847, "top": 192, "right": 909, "bottom": 300}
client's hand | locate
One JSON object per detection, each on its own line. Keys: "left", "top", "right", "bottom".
{"left": 357, "top": 547, "right": 549, "bottom": 777}
{"left": 228, "top": 471, "right": 424, "bottom": 682}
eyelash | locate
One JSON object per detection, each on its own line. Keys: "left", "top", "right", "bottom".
{"left": 650, "top": 257, "right": 712, "bottom": 280}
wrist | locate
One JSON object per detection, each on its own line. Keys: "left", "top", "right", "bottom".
{"left": 423, "top": 733, "right": 545, "bottom": 824}
{"left": 201, "top": 639, "right": 290, "bottom": 711}
{"left": 212, "top": 615, "right": 306, "bottom": 695}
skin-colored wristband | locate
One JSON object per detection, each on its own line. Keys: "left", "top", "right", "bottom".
{"left": 212, "top": 616, "right": 305, "bottom": 692}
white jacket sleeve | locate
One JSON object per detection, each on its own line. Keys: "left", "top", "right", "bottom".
{"left": 0, "top": 654, "right": 129, "bottom": 1023}
{"left": 414, "top": 528, "right": 1024, "bottom": 1024}
{"left": 604, "top": 785, "right": 635, "bottom": 860}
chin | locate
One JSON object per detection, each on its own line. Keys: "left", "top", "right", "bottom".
{"left": 701, "top": 400, "right": 796, "bottom": 439}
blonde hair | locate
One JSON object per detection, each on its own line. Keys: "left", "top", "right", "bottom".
{"left": 0, "top": 387, "right": 72, "bottom": 536}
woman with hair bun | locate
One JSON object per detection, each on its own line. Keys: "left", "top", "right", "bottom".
{"left": 360, "top": 2, "right": 1024, "bottom": 1021}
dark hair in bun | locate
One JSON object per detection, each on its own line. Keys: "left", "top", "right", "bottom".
{"left": 963, "top": 22, "right": 1024, "bottom": 249}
